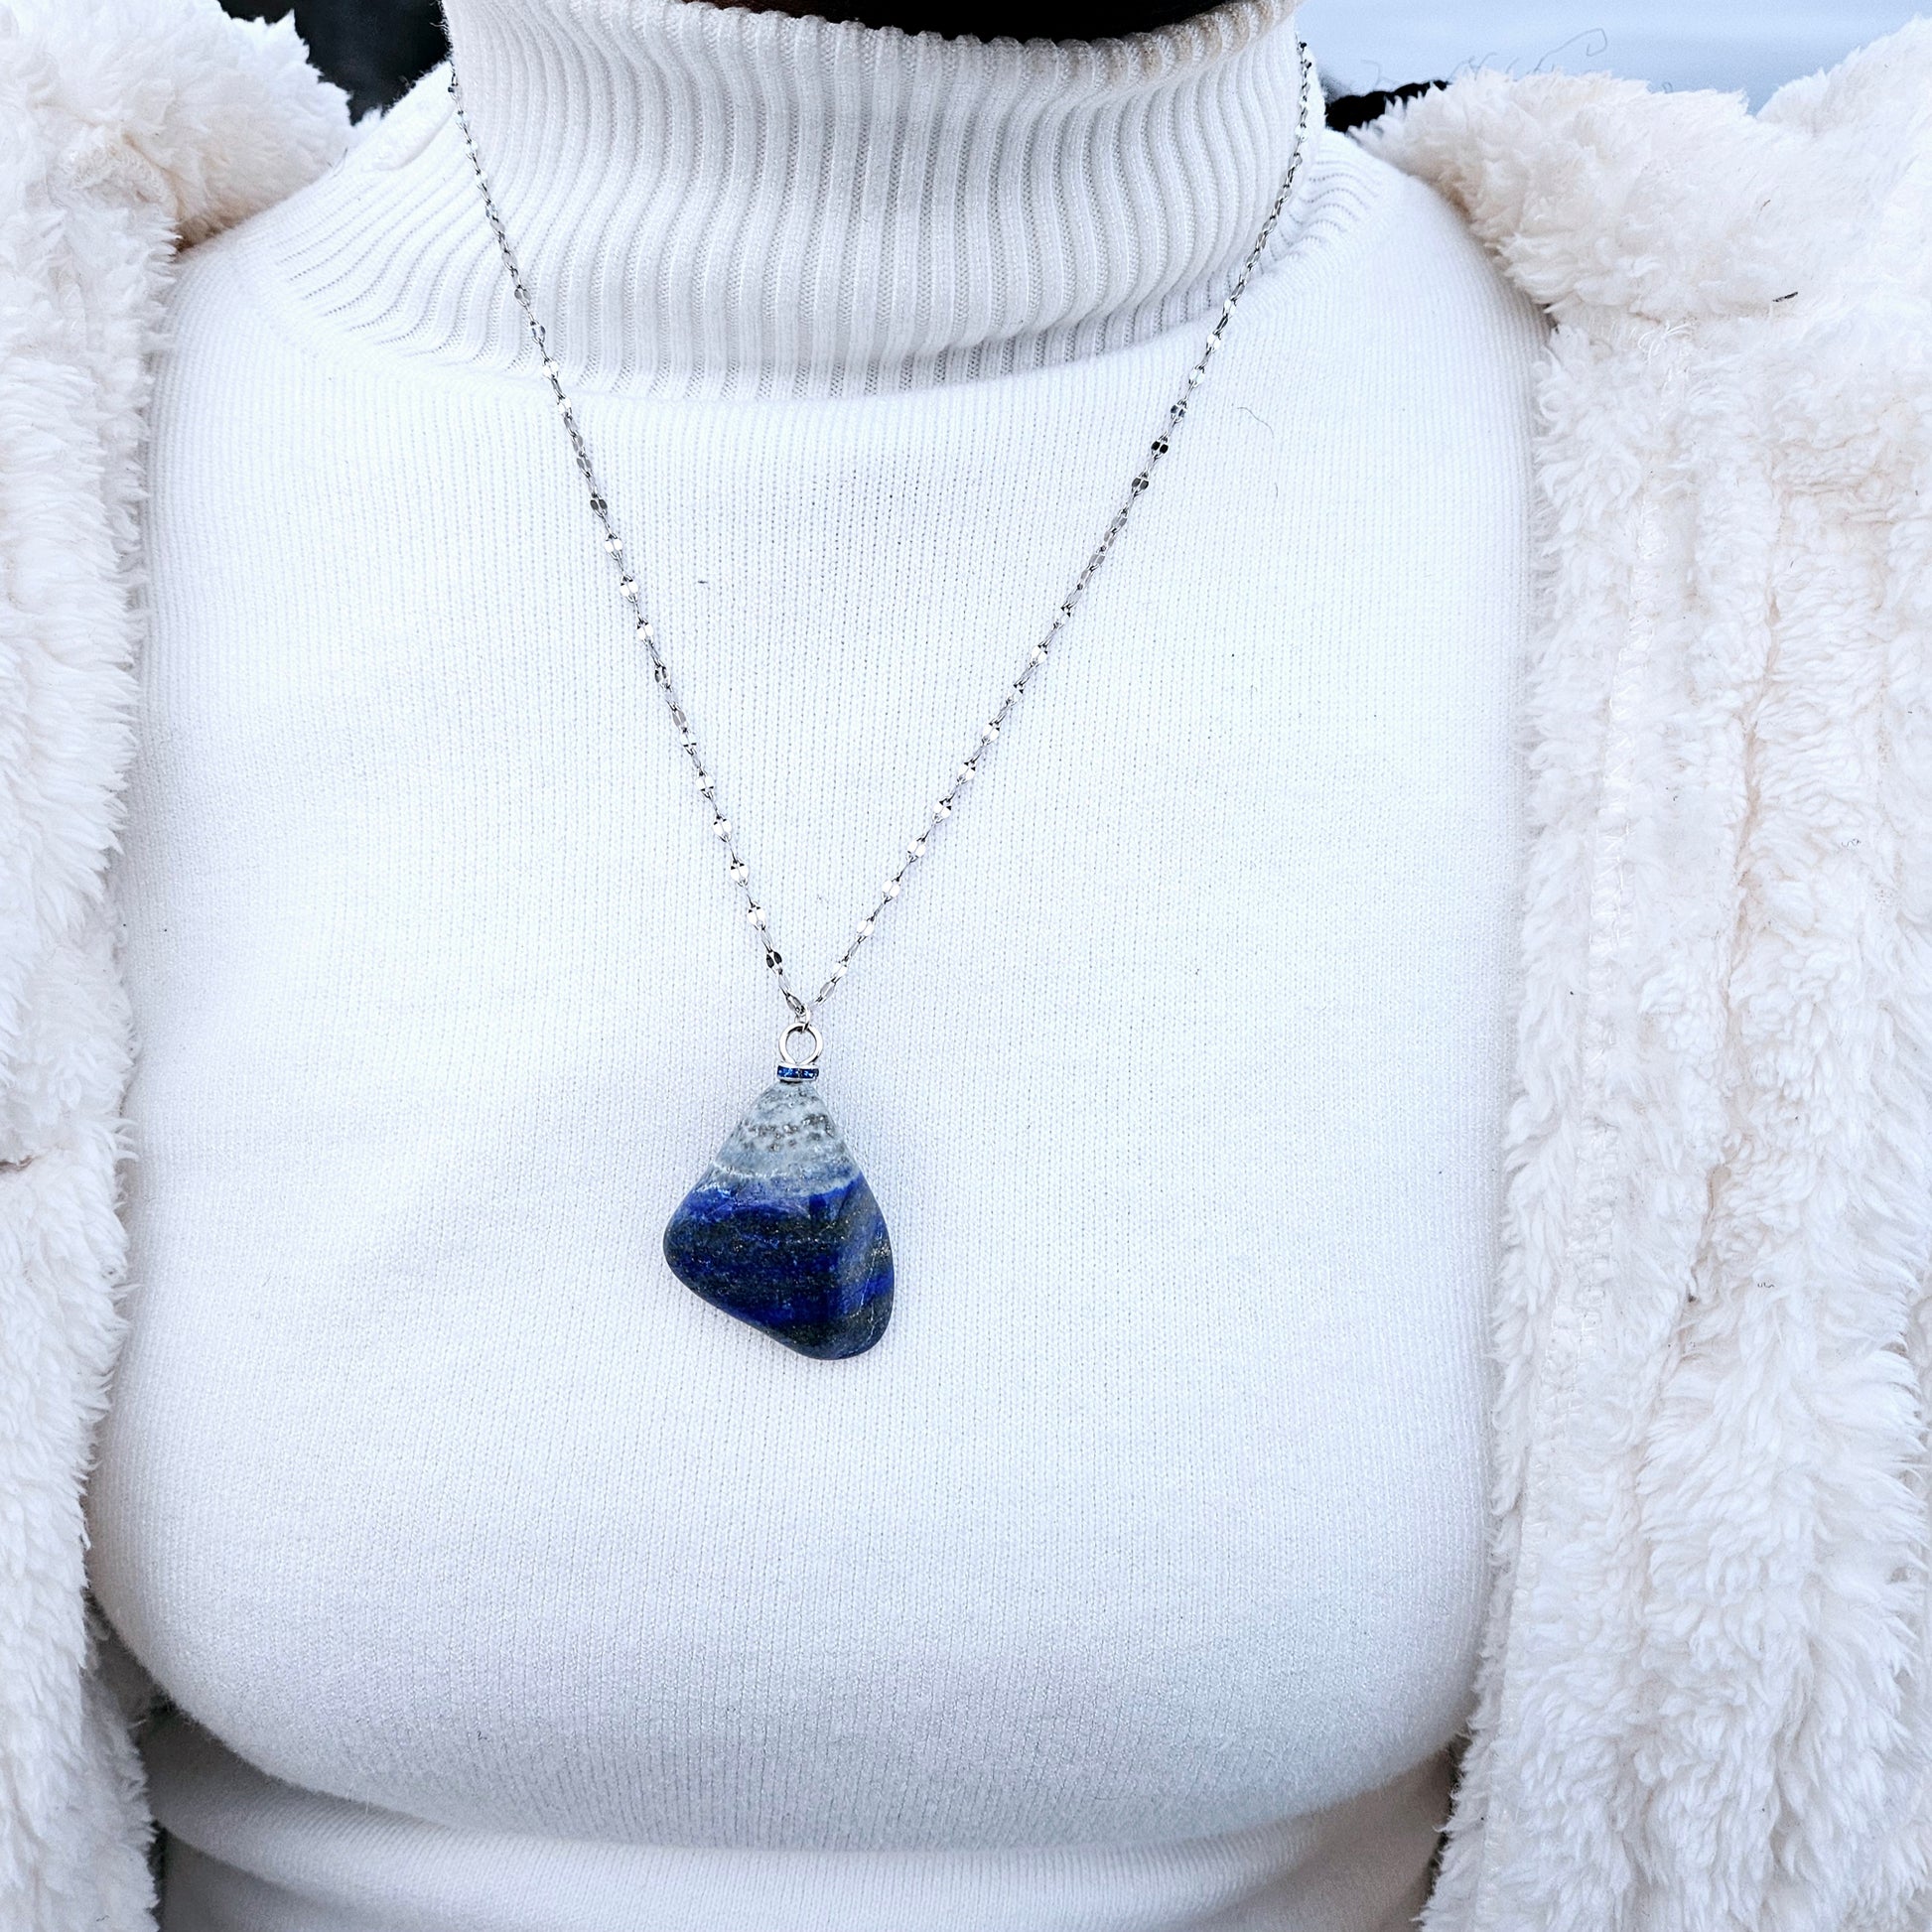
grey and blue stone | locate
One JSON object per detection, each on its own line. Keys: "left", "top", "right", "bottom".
{"left": 663, "top": 1076, "right": 894, "bottom": 1359}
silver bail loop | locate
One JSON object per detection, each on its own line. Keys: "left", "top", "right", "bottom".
{"left": 778, "top": 1017, "right": 823, "bottom": 1077}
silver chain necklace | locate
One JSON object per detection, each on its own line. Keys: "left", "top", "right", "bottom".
{"left": 445, "top": 23, "right": 1315, "bottom": 1358}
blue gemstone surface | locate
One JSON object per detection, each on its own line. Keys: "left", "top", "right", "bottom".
{"left": 663, "top": 1078, "right": 893, "bottom": 1359}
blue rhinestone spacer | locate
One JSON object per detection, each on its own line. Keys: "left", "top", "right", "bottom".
{"left": 776, "top": 1064, "right": 819, "bottom": 1082}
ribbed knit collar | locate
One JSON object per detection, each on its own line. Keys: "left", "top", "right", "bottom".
{"left": 271, "top": 0, "right": 1325, "bottom": 398}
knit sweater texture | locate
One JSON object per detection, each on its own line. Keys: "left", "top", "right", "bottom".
{"left": 0, "top": 3, "right": 1929, "bottom": 1929}
{"left": 82, "top": 0, "right": 1540, "bottom": 1923}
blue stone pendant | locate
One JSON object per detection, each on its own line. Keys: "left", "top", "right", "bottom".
{"left": 663, "top": 1069, "right": 894, "bottom": 1359}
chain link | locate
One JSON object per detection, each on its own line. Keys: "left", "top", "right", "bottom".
{"left": 445, "top": 24, "right": 1315, "bottom": 1038}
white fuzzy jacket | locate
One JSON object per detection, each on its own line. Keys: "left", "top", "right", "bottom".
{"left": 1, "top": 1, "right": 1929, "bottom": 1927}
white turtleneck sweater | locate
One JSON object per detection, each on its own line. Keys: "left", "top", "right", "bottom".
{"left": 86, "top": 0, "right": 1544, "bottom": 1925}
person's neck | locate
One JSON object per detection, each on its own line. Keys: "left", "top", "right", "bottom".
{"left": 280, "top": 0, "right": 1321, "bottom": 400}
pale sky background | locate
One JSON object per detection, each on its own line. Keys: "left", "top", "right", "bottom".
{"left": 1299, "top": 2, "right": 1925, "bottom": 104}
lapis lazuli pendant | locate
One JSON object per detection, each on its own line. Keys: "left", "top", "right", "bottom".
{"left": 662, "top": 1065, "right": 894, "bottom": 1359}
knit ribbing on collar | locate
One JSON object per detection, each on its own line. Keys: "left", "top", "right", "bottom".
{"left": 267, "top": 0, "right": 1342, "bottom": 397}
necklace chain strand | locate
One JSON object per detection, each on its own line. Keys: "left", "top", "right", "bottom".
{"left": 445, "top": 25, "right": 1314, "bottom": 1035}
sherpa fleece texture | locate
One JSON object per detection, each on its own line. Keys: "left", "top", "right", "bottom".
{"left": 1366, "top": 27, "right": 1932, "bottom": 1931}
{"left": 0, "top": 3, "right": 345, "bottom": 1928}
{"left": 0, "top": 3, "right": 1928, "bottom": 1929}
